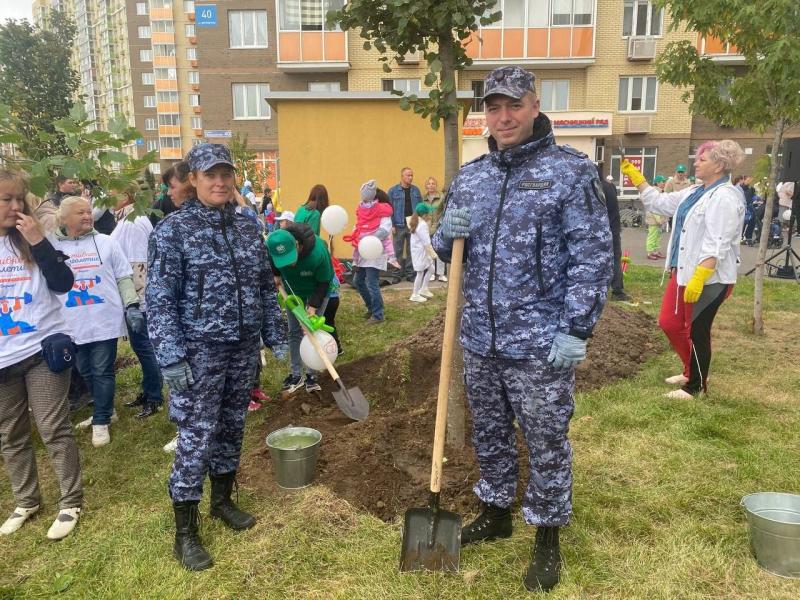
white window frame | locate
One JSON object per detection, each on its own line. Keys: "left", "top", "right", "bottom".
{"left": 185, "top": 24, "right": 196, "bottom": 37}
{"left": 138, "top": 26, "right": 151, "bottom": 39}
{"left": 470, "top": 80, "right": 484, "bottom": 113}
{"left": 139, "top": 49, "right": 152, "bottom": 62}
{"left": 184, "top": 1, "right": 195, "bottom": 13}
{"left": 149, "top": 162, "right": 161, "bottom": 175}
{"left": 136, "top": 3, "right": 148, "bottom": 16}
{"left": 187, "top": 47, "right": 197, "bottom": 60}
{"left": 152, "top": 20, "right": 175, "bottom": 33}
{"left": 146, "top": 139, "right": 159, "bottom": 152}
{"left": 159, "top": 136, "right": 182, "bottom": 149}
{"left": 157, "top": 91, "right": 179, "bottom": 103}
{"left": 278, "top": 0, "right": 343, "bottom": 32}
{"left": 232, "top": 83, "right": 271, "bottom": 119}
{"left": 188, "top": 71, "right": 200, "bottom": 84}
{"left": 158, "top": 114, "right": 181, "bottom": 126}
{"left": 229, "top": 10, "right": 268, "bottom": 48}
{"left": 143, "top": 95, "right": 156, "bottom": 108}
{"left": 618, "top": 76, "right": 658, "bottom": 112}
{"left": 539, "top": 80, "right": 569, "bottom": 111}
{"left": 191, "top": 116, "right": 202, "bottom": 129}
{"left": 144, "top": 118, "right": 157, "bottom": 130}
{"left": 189, "top": 94, "right": 201, "bottom": 107}
{"left": 307, "top": 81, "right": 341, "bottom": 92}
{"left": 381, "top": 78, "right": 421, "bottom": 94}
{"left": 622, "top": 0, "right": 664, "bottom": 38}
{"left": 142, "top": 72, "right": 155, "bottom": 85}
{"left": 154, "top": 67, "right": 177, "bottom": 80}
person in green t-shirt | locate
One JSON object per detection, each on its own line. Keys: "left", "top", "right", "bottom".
{"left": 266, "top": 223, "right": 334, "bottom": 395}
{"left": 293, "top": 184, "right": 329, "bottom": 235}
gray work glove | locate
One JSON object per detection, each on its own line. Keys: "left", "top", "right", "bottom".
{"left": 547, "top": 333, "right": 587, "bottom": 370}
{"left": 162, "top": 360, "right": 194, "bottom": 392}
{"left": 271, "top": 343, "right": 289, "bottom": 361}
{"left": 125, "top": 304, "right": 146, "bottom": 336}
{"left": 440, "top": 207, "right": 471, "bottom": 239}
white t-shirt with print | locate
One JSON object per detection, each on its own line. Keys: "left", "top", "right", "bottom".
{"left": 0, "top": 237, "right": 70, "bottom": 369}
{"left": 51, "top": 232, "right": 132, "bottom": 345}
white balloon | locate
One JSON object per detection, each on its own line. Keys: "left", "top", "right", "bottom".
{"left": 783, "top": 209, "right": 793, "bottom": 222}
{"left": 358, "top": 235, "right": 383, "bottom": 260}
{"left": 321, "top": 205, "right": 349, "bottom": 235}
{"left": 300, "top": 330, "right": 338, "bottom": 371}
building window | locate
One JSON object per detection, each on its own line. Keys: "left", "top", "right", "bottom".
{"left": 158, "top": 114, "right": 180, "bottom": 126}
{"left": 139, "top": 49, "right": 152, "bottom": 62}
{"left": 136, "top": 3, "right": 148, "bottom": 15}
{"left": 150, "top": 0, "right": 173, "bottom": 8}
{"left": 187, "top": 47, "right": 197, "bottom": 60}
{"left": 145, "top": 118, "right": 157, "bottom": 130}
{"left": 501, "top": 0, "right": 525, "bottom": 27}
{"left": 185, "top": 24, "right": 195, "bottom": 37}
{"left": 470, "top": 80, "right": 484, "bottom": 113}
{"left": 146, "top": 139, "right": 159, "bottom": 152}
{"left": 618, "top": 76, "right": 657, "bottom": 111}
{"left": 154, "top": 44, "right": 176, "bottom": 57}
{"left": 307, "top": 81, "right": 340, "bottom": 92}
{"left": 160, "top": 137, "right": 182, "bottom": 149}
{"left": 551, "top": 0, "right": 593, "bottom": 26}
{"left": 623, "top": 0, "right": 663, "bottom": 37}
{"left": 142, "top": 72, "right": 154, "bottom": 85}
{"left": 539, "top": 80, "right": 569, "bottom": 111}
{"left": 188, "top": 71, "right": 199, "bottom": 84}
{"left": 232, "top": 83, "right": 270, "bottom": 119}
{"left": 191, "top": 116, "right": 202, "bottom": 129}
{"left": 149, "top": 162, "right": 161, "bottom": 174}
{"left": 611, "top": 146, "right": 657, "bottom": 193}
{"left": 279, "top": 0, "right": 343, "bottom": 32}
{"left": 154, "top": 67, "right": 177, "bottom": 80}
{"left": 382, "top": 79, "right": 421, "bottom": 94}
{"left": 229, "top": 10, "right": 268, "bottom": 48}
{"left": 157, "top": 91, "right": 179, "bottom": 103}
{"left": 152, "top": 20, "right": 175, "bottom": 33}
{"left": 184, "top": 1, "right": 195, "bottom": 13}
{"left": 138, "top": 26, "right": 151, "bottom": 39}
{"left": 189, "top": 94, "right": 200, "bottom": 107}
{"left": 143, "top": 95, "right": 156, "bottom": 108}
{"left": 527, "top": 0, "right": 549, "bottom": 27}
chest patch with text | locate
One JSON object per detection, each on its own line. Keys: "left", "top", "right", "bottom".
{"left": 518, "top": 180, "right": 553, "bottom": 191}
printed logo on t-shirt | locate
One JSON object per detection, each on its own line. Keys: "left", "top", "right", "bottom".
{"left": 0, "top": 256, "right": 37, "bottom": 336}
{"left": 65, "top": 251, "right": 106, "bottom": 307}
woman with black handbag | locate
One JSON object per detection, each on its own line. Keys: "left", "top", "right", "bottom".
{"left": 0, "top": 169, "right": 83, "bottom": 540}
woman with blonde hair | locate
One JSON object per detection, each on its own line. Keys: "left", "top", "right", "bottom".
{"left": 0, "top": 169, "right": 84, "bottom": 540}
{"left": 622, "top": 140, "right": 745, "bottom": 400}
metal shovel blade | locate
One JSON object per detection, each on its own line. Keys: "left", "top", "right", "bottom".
{"left": 331, "top": 379, "right": 369, "bottom": 421}
{"left": 399, "top": 505, "right": 461, "bottom": 572}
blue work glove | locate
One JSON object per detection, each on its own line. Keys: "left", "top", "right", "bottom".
{"left": 125, "top": 304, "right": 146, "bottom": 336}
{"left": 271, "top": 343, "right": 289, "bottom": 361}
{"left": 440, "top": 207, "right": 471, "bottom": 239}
{"left": 162, "top": 360, "right": 194, "bottom": 392}
{"left": 547, "top": 333, "right": 587, "bottom": 370}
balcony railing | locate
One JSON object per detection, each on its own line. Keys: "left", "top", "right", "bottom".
{"left": 464, "top": 25, "right": 595, "bottom": 66}
{"left": 277, "top": 31, "right": 348, "bottom": 71}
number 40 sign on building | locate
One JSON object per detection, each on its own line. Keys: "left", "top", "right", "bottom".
{"left": 195, "top": 5, "right": 217, "bottom": 27}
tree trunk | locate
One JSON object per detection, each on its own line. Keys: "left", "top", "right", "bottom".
{"left": 752, "top": 116, "right": 786, "bottom": 335}
{"left": 438, "top": 36, "right": 466, "bottom": 449}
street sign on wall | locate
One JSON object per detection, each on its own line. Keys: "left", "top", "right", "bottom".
{"left": 195, "top": 5, "right": 217, "bottom": 27}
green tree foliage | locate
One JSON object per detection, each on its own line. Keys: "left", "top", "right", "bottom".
{"left": 230, "top": 133, "right": 261, "bottom": 193}
{"left": 0, "top": 103, "right": 157, "bottom": 218}
{"left": 655, "top": 0, "right": 800, "bottom": 334}
{"left": 0, "top": 10, "right": 80, "bottom": 160}
{"left": 328, "top": 0, "right": 501, "bottom": 185}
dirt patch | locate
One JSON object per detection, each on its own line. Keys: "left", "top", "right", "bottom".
{"left": 241, "top": 304, "right": 661, "bottom": 521}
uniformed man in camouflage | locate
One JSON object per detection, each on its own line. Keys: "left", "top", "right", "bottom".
{"left": 432, "top": 66, "right": 612, "bottom": 593}
{"left": 147, "top": 143, "right": 288, "bottom": 571}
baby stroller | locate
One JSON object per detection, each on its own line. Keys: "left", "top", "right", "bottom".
{"left": 768, "top": 219, "right": 783, "bottom": 249}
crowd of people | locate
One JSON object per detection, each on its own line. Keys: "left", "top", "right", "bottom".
{"left": 0, "top": 63, "right": 763, "bottom": 592}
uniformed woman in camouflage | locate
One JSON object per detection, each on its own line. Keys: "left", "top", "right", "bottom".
{"left": 432, "top": 66, "right": 612, "bottom": 593}
{"left": 147, "top": 143, "right": 288, "bottom": 571}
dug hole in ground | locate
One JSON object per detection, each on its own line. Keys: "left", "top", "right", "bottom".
{"left": 240, "top": 304, "right": 661, "bottom": 522}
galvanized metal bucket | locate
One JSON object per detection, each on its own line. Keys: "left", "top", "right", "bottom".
{"left": 741, "top": 492, "right": 800, "bottom": 578}
{"left": 266, "top": 426, "right": 322, "bottom": 490}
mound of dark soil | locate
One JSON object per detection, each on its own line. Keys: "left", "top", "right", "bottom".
{"left": 241, "top": 304, "right": 661, "bottom": 521}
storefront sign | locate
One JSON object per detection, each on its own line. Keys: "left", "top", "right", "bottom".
{"left": 463, "top": 114, "right": 486, "bottom": 137}
{"left": 552, "top": 118, "right": 610, "bottom": 129}
{"left": 204, "top": 129, "right": 232, "bottom": 138}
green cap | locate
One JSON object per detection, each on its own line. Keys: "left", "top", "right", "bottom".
{"left": 676, "top": 164, "right": 686, "bottom": 173}
{"left": 415, "top": 202, "right": 431, "bottom": 215}
{"left": 266, "top": 229, "right": 297, "bottom": 269}
{"left": 654, "top": 175, "right": 667, "bottom": 184}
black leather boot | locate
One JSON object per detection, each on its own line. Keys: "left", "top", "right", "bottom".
{"left": 461, "top": 502, "right": 513, "bottom": 545}
{"left": 135, "top": 403, "right": 159, "bottom": 419}
{"left": 523, "top": 526, "right": 561, "bottom": 593}
{"left": 209, "top": 472, "right": 256, "bottom": 530}
{"left": 173, "top": 501, "right": 213, "bottom": 571}
{"left": 124, "top": 393, "right": 145, "bottom": 408}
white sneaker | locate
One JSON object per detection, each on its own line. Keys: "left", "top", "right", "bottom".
{"left": 163, "top": 434, "right": 178, "bottom": 453}
{"left": 92, "top": 424, "right": 110, "bottom": 447}
{"left": 409, "top": 294, "right": 427, "bottom": 302}
{"left": 419, "top": 290, "right": 434, "bottom": 298}
{"left": 664, "top": 374, "right": 689, "bottom": 386}
{"left": 429, "top": 273, "right": 436, "bottom": 281}
{"left": 0, "top": 505, "right": 39, "bottom": 535}
{"left": 664, "top": 389, "right": 694, "bottom": 400}
{"left": 438, "top": 275, "right": 448, "bottom": 282}
{"left": 76, "top": 410, "right": 118, "bottom": 430}
{"left": 46, "top": 507, "right": 80, "bottom": 540}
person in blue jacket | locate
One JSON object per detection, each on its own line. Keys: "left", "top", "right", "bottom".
{"left": 387, "top": 167, "right": 423, "bottom": 278}
{"left": 432, "top": 66, "right": 612, "bottom": 593}
{"left": 146, "top": 144, "right": 287, "bottom": 571}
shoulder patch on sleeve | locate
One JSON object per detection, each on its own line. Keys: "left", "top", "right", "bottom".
{"left": 558, "top": 144, "right": 588, "bottom": 159}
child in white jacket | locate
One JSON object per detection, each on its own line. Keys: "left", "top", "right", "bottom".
{"left": 408, "top": 203, "right": 437, "bottom": 302}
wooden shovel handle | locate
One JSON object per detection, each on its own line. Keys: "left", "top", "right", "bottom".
{"left": 278, "top": 287, "right": 341, "bottom": 381}
{"left": 430, "top": 238, "right": 465, "bottom": 494}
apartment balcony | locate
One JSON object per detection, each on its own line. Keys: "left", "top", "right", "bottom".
{"left": 150, "top": 8, "right": 173, "bottom": 20}
{"left": 152, "top": 32, "right": 175, "bottom": 44}
{"left": 463, "top": 26, "right": 595, "bottom": 69}
{"left": 158, "top": 125, "right": 180, "bottom": 136}
{"left": 277, "top": 31, "right": 349, "bottom": 72}
{"left": 155, "top": 79, "right": 178, "bottom": 92}
{"left": 154, "top": 55, "right": 177, "bottom": 68}
{"left": 697, "top": 35, "right": 746, "bottom": 65}
{"left": 160, "top": 147, "right": 183, "bottom": 160}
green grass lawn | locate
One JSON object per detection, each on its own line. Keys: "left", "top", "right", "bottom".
{"left": 2, "top": 270, "right": 799, "bottom": 599}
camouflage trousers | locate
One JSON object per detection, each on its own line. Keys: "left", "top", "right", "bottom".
{"left": 464, "top": 349, "right": 575, "bottom": 526}
{"left": 168, "top": 339, "right": 259, "bottom": 502}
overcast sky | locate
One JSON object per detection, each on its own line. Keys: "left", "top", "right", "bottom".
{"left": 0, "top": 0, "right": 34, "bottom": 23}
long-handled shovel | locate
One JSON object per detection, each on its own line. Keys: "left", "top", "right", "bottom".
{"left": 399, "top": 238, "right": 465, "bottom": 572}
{"left": 278, "top": 287, "right": 369, "bottom": 421}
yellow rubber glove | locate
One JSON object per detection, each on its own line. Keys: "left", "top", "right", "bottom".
{"left": 683, "top": 266, "right": 715, "bottom": 304}
{"left": 621, "top": 159, "right": 646, "bottom": 187}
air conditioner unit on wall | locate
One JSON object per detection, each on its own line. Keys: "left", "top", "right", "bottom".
{"left": 627, "top": 37, "right": 656, "bottom": 61}
{"left": 399, "top": 51, "right": 420, "bottom": 64}
{"left": 626, "top": 115, "right": 652, "bottom": 134}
